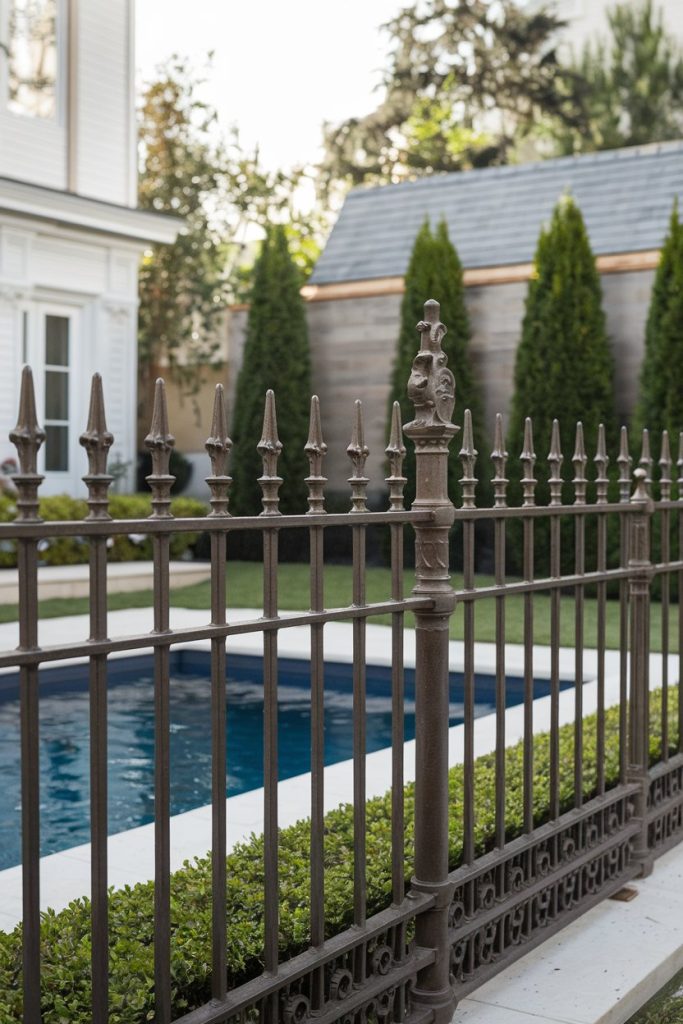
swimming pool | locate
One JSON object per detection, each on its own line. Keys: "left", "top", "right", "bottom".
{"left": 0, "top": 652, "right": 567, "bottom": 868}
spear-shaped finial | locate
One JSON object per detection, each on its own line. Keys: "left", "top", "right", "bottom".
{"left": 594, "top": 423, "right": 609, "bottom": 505}
{"left": 9, "top": 366, "right": 45, "bottom": 521}
{"left": 205, "top": 384, "right": 232, "bottom": 518}
{"left": 144, "top": 378, "right": 175, "bottom": 519}
{"left": 547, "top": 419, "right": 563, "bottom": 507}
{"left": 257, "top": 390, "right": 283, "bottom": 517}
{"left": 459, "top": 409, "right": 478, "bottom": 509}
{"left": 347, "top": 400, "right": 369, "bottom": 513}
{"left": 385, "top": 401, "right": 407, "bottom": 512}
{"left": 659, "top": 430, "right": 672, "bottom": 502}
{"left": 520, "top": 417, "right": 536, "bottom": 507}
{"left": 572, "top": 422, "right": 587, "bottom": 505}
{"left": 639, "top": 428, "right": 653, "bottom": 493}
{"left": 617, "top": 426, "right": 632, "bottom": 503}
{"left": 305, "top": 395, "right": 327, "bottom": 515}
{"left": 491, "top": 413, "right": 508, "bottom": 508}
{"left": 79, "top": 373, "right": 114, "bottom": 521}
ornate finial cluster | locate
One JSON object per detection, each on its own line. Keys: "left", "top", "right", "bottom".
{"left": 572, "top": 422, "right": 587, "bottom": 505}
{"left": 347, "top": 400, "right": 369, "bottom": 513}
{"left": 659, "top": 431, "right": 672, "bottom": 501}
{"left": 459, "top": 409, "right": 477, "bottom": 509}
{"left": 520, "top": 418, "right": 536, "bottom": 507}
{"left": 617, "top": 426, "right": 632, "bottom": 503}
{"left": 9, "top": 366, "right": 45, "bottom": 521}
{"left": 385, "top": 401, "right": 406, "bottom": 512}
{"left": 205, "top": 384, "right": 232, "bottom": 518}
{"left": 305, "top": 395, "right": 327, "bottom": 515}
{"left": 490, "top": 413, "right": 508, "bottom": 508}
{"left": 547, "top": 419, "right": 563, "bottom": 506}
{"left": 594, "top": 424, "right": 609, "bottom": 504}
{"left": 405, "top": 300, "right": 456, "bottom": 431}
{"left": 79, "top": 373, "right": 113, "bottom": 521}
{"left": 257, "top": 390, "right": 283, "bottom": 517}
{"left": 144, "top": 379, "right": 176, "bottom": 519}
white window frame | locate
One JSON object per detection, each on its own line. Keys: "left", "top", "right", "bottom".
{"left": 24, "top": 300, "right": 81, "bottom": 485}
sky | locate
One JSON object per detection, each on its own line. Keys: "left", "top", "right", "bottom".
{"left": 135, "top": 0, "right": 406, "bottom": 173}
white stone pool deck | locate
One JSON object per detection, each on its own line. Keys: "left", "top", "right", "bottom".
{"left": 0, "top": 608, "right": 679, "bottom": 1022}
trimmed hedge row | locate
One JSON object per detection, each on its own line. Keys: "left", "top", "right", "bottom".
{"left": 0, "top": 688, "right": 676, "bottom": 1021}
{"left": 0, "top": 494, "right": 207, "bottom": 568}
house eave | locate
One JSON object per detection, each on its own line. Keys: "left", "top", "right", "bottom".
{"left": 0, "top": 176, "right": 181, "bottom": 245}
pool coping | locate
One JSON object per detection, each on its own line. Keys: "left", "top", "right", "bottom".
{"left": 0, "top": 607, "right": 675, "bottom": 933}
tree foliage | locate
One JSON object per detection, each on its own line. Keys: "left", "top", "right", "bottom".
{"left": 137, "top": 57, "right": 325, "bottom": 438}
{"left": 634, "top": 202, "right": 683, "bottom": 443}
{"left": 556, "top": 0, "right": 683, "bottom": 155}
{"left": 507, "top": 197, "right": 617, "bottom": 571}
{"left": 388, "top": 218, "right": 488, "bottom": 510}
{"left": 320, "top": 0, "right": 584, "bottom": 195}
{"left": 230, "top": 226, "right": 312, "bottom": 516}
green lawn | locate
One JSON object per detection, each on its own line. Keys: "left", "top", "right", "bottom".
{"left": 0, "top": 561, "right": 679, "bottom": 651}
{"left": 629, "top": 969, "right": 683, "bottom": 1023}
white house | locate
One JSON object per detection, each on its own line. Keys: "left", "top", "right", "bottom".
{"left": 0, "top": 0, "right": 178, "bottom": 496}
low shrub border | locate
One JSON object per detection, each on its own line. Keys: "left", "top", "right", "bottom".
{"left": 0, "top": 494, "right": 207, "bottom": 568}
{"left": 0, "top": 689, "right": 676, "bottom": 1022}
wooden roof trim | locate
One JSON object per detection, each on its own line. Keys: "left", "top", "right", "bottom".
{"left": 298, "top": 249, "right": 661, "bottom": 303}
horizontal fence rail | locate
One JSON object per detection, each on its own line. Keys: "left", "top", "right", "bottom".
{"left": 2, "top": 301, "right": 683, "bottom": 1023}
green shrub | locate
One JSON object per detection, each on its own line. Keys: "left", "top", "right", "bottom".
{"left": 0, "top": 494, "right": 207, "bottom": 569}
{"left": 0, "top": 687, "right": 676, "bottom": 1021}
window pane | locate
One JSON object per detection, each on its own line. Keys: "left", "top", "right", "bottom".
{"left": 45, "top": 315, "right": 69, "bottom": 366}
{"left": 45, "top": 425, "right": 68, "bottom": 472}
{"left": 45, "top": 370, "right": 68, "bottom": 420}
{"left": 7, "top": 0, "right": 57, "bottom": 119}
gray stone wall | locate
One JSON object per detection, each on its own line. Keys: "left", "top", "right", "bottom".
{"left": 222, "top": 267, "right": 654, "bottom": 502}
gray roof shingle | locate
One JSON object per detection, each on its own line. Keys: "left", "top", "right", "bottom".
{"left": 310, "top": 141, "right": 683, "bottom": 284}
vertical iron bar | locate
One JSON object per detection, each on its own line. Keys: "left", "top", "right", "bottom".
{"left": 628, "top": 468, "right": 654, "bottom": 877}
{"left": 618, "top": 427, "right": 632, "bottom": 784}
{"left": 305, "top": 395, "right": 327, "bottom": 1009}
{"left": 347, "top": 399, "right": 369, "bottom": 970}
{"left": 547, "top": 420, "right": 563, "bottom": 820}
{"left": 257, "top": 390, "right": 283, "bottom": 998}
{"left": 145, "top": 379, "right": 175, "bottom": 1024}
{"left": 10, "top": 366, "right": 45, "bottom": 1024}
{"left": 594, "top": 424, "right": 609, "bottom": 798}
{"left": 205, "top": 383, "right": 232, "bottom": 1000}
{"left": 520, "top": 418, "right": 536, "bottom": 834}
{"left": 572, "top": 424, "right": 587, "bottom": 809}
{"left": 660, "top": 431, "right": 672, "bottom": 762}
{"left": 460, "top": 411, "right": 477, "bottom": 865}
{"left": 678, "top": 433, "right": 683, "bottom": 753}
{"left": 405, "top": 301, "right": 457, "bottom": 1024}
{"left": 79, "top": 373, "right": 113, "bottom": 1023}
{"left": 491, "top": 414, "right": 508, "bottom": 851}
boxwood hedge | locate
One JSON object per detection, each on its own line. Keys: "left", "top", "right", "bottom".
{"left": 0, "top": 494, "right": 206, "bottom": 568}
{"left": 0, "top": 689, "right": 676, "bottom": 1022}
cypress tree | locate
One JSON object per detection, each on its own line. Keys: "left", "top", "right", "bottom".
{"left": 230, "top": 225, "right": 311, "bottom": 515}
{"left": 634, "top": 202, "right": 683, "bottom": 444}
{"left": 507, "top": 196, "right": 617, "bottom": 571}
{"left": 387, "top": 218, "right": 489, "bottom": 510}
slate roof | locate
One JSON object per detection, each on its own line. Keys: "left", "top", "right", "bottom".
{"left": 310, "top": 141, "right": 683, "bottom": 285}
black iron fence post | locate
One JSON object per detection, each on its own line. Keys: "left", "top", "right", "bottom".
{"left": 405, "top": 300, "right": 458, "bottom": 1023}
{"left": 628, "top": 467, "right": 655, "bottom": 876}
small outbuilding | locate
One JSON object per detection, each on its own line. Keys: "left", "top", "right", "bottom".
{"left": 293, "top": 140, "right": 682, "bottom": 502}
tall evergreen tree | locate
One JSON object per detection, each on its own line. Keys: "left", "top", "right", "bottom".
{"left": 634, "top": 202, "right": 683, "bottom": 444}
{"left": 388, "top": 218, "right": 489, "bottom": 510}
{"left": 507, "top": 197, "right": 617, "bottom": 569}
{"left": 230, "top": 226, "right": 311, "bottom": 515}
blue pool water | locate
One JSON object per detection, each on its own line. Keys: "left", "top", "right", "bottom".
{"left": 0, "top": 653, "right": 568, "bottom": 869}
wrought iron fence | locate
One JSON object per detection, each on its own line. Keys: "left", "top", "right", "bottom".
{"left": 3, "top": 299, "right": 683, "bottom": 1023}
